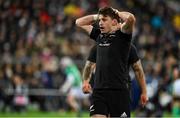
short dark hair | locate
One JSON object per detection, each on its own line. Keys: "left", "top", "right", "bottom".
{"left": 98, "top": 7, "right": 120, "bottom": 22}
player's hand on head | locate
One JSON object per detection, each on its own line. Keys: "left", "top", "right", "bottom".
{"left": 140, "top": 93, "right": 148, "bottom": 107}
{"left": 111, "top": 7, "right": 119, "bottom": 15}
{"left": 82, "top": 80, "right": 92, "bottom": 94}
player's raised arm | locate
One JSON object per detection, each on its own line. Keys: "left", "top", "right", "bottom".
{"left": 75, "top": 14, "right": 98, "bottom": 34}
{"left": 114, "top": 9, "right": 136, "bottom": 34}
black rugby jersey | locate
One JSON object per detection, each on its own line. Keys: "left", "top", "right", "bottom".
{"left": 88, "top": 44, "right": 139, "bottom": 88}
{"left": 90, "top": 27, "right": 132, "bottom": 89}
{"left": 87, "top": 45, "right": 97, "bottom": 63}
{"left": 87, "top": 45, "right": 96, "bottom": 88}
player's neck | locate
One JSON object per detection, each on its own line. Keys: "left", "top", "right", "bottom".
{"left": 109, "top": 26, "right": 119, "bottom": 33}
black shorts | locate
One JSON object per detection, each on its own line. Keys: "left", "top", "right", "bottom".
{"left": 90, "top": 89, "right": 130, "bottom": 117}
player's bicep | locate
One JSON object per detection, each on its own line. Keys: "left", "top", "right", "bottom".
{"left": 83, "top": 61, "right": 96, "bottom": 80}
{"left": 85, "top": 61, "right": 96, "bottom": 70}
{"left": 121, "top": 15, "right": 136, "bottom": 34}
{"left": 79, "top": 25, "right": 93, "bottom": 35}
{"left": 131, "top": 60, "right": 145, "bottom": 80}
{"left": 90, "top": 62, "right": 96, "bottom": 70}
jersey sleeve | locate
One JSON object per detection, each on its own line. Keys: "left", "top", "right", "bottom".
{"left": 116, "top": 30, "right": 132, "bottom": 42}
{"left": 90, "top": 27, "right": 101, "bottom": 41}
{"left": 128, "top": 44, "right": 139, "bottom": 65}
{"left": 87, "top": 45, "right": 97, "bottom": 63}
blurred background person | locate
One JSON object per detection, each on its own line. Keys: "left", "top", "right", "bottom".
{"left": 12, "top": 74, "right": 29, "bottom": 113}
{"left": 59, "top": 57, "right": 89, "bottom": 116}
{"left": 172, "top": 65, "right": 180, "bottom": 117}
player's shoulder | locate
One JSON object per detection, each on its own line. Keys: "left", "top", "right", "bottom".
{"left": 116, "top": 29, "right": 132, "bottom": 35}
{"left": 115, "top": 30, "right": 132, "bottom": 41}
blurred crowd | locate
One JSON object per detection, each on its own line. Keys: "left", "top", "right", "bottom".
{"left": 0, "top": 0, "right": 179, "bottom": 117}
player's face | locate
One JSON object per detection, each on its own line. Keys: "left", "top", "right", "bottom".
{"left": 99, "top": 15, "right": 115, "bottom": 33}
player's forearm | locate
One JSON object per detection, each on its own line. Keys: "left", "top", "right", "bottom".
{"left": 116, "top": 11, "right": 136, "bottom": 22}
{"left": 132, "top": 60, "right": 147, "bottom": 94}
{"left": 113, "top": 9, "right": 135, "bottom": 33}
{"left": 75, "top": 14, "right": 98, "bottom": 27}
{"left": 83, "top": 65, "right": 92, "bottom": 82}
{"left": 136, "top": 75, "right": 147, "bottom": 94}
{"left": 82, "top": 61, "right": 96, "bottom": 82}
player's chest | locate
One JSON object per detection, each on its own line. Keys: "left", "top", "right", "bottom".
{"left": 98, "top": 33, "right": 117, "bottom": 47}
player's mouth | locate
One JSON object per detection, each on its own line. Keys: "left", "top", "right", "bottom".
{"left": 100, "top": 27, "right": 105, "bottom": 30}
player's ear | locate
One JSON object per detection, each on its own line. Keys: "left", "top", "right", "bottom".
{"left": 112, "top": 19, "right": 118, "bottom": 26}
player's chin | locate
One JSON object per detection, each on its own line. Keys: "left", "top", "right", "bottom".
{"left": 83, "top": 89, "right": 89, "bottom": 93}
{"left": 100, "top": 29, "right": 106, "bottom": 33}
{"left": 83, "top": 91, "right": 90, "bottom": 94}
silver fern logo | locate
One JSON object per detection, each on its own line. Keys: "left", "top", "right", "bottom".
{"left": 120, "top": 112, "right": 127, "bottom": 117}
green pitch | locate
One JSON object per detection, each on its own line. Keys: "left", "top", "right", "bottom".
{"left": 0, "top": 111, "right": 173, "bottom": 117}
{"left": 0, "top": 111, "right": 89, "bottom": 117}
